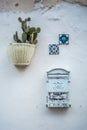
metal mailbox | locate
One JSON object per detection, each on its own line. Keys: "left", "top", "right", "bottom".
{"left": 46, "top": 68, "right": 71, "bottom": 108}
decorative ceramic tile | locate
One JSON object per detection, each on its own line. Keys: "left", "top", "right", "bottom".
{"left": 59, "top": 34, "right": 69, "bottom": 45}
{"left": 46, "top": 68, "right": 71, "bottom": 108}
{"left": 49, "top": 44, "right": 59, "bottom": 55}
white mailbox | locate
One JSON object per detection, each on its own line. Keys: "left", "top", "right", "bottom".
{"left": 46, "top": 68, "right": 71, "bottom": 108}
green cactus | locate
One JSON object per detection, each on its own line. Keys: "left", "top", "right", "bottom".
{"left": 22, "top": 32, "right": 27, "bottom": 42}
{"left": 33, "top": 33, "right": 37, "bottom": 41}
{"left": 13, "top": 17, "right": 41, "bottom": 44}
{"left": 36, "top": 27, "right": 41, "bottom": 33}
{"left": 28, "top": 27, "right": 36, "bottom": 34}
{"left": 13, "top": 31, "right": 22, "bottom": 43}
{"left": 33, "top": 39, "right": 38, "bottom": 44}
{"left": 18, "top": 17, "right": 31, "bottom": 33}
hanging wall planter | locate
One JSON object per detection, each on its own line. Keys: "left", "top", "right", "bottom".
{"left": 8, "top": 43, "right": 36, "bottom": 65}
{"left": 8, "top": 17, "right": 41, "bottom": 66}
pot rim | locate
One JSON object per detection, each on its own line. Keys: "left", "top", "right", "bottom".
{"left": 9, "top": 43, "right": 36, "bottom": 47}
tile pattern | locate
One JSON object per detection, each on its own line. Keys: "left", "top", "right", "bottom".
{"left": 59, "top": 34, "right": 69, "bottom": 45}
{"left": 49, "top": 44, "right": 59, "bottom": 55}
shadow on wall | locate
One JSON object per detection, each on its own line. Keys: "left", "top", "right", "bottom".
{"left": 45, "top": 107, "right": 71, "bottom": 116}
{"left": 15, "top": 65, "right": 29, "bottom": 72}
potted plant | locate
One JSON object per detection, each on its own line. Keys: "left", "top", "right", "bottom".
{"left": 8, "top": 17, "right": 41, "bottom": 66}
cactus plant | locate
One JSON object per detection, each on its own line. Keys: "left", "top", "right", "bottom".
{"left": 13, "top": 31, "right": 22, "bottom": 43}
{"left": 13, "top": 17, "right": 41, "bottom": 44}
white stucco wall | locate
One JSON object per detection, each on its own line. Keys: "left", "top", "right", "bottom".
{"left": 0, "top": 2, "right": 87, "bottom": 130}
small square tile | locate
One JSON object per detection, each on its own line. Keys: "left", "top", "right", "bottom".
{"left": 59, "top": 34, "right": 69, "bottom": 45}
{"left": 49, "top": 44, "right": 59, "bottom": 55}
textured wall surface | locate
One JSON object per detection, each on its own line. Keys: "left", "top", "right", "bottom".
{"left": 0, "top": 0, "right": 87, "bottom": 12}
{"left": 64, "top": 0, "right": 87, "bottom": 5}
{"left": 0, "top": 2, "right": 87, "bottom": 130}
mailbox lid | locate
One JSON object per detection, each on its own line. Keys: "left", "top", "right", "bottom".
{"left": 47, "top": 68, "right": 70, "bottom": 77}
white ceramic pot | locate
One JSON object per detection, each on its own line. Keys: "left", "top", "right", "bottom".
{"left": 8, "top": 43, "right": 36, "bottom": 66}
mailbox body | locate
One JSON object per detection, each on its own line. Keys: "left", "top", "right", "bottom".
{"left": 46, "top": 68, "right": 70, "bottom": 108}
